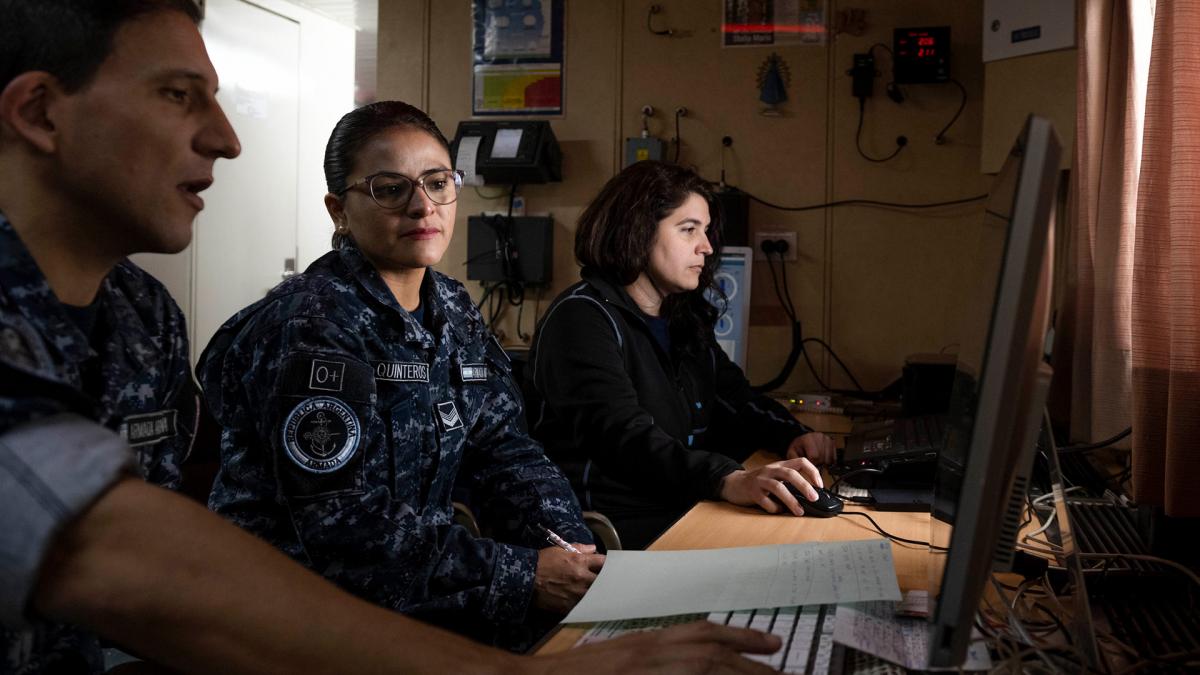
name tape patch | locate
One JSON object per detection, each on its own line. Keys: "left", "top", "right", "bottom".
{"left": 374, "top": 361, "right": 430, "bottom": 383}
{"left": 460, "top": 363, "right": 489, "bottom": 382}
{"left": 309, "top": 359, "right": 346, "bottom": 392}
{"left": 282, "top": 396, "right": 360, "bottom": 473}
{"left": 121, "top": 410, "right": 177, "bottom": 446}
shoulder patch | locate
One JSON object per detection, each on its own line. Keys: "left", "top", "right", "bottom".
{"left": 309, "top": 359, "right": 346, "bottom": 392}
{"left": 282, "top": 396, "right": 361, "bottom": 473}
{"left": 277, "top": 354, "right": 374, "bottom": 403}
{"left": 435, "top": 400, "right": 464, "bottom": 432}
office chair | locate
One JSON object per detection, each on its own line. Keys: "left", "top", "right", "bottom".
{"left": 582, "top": 511, "right": 622, "bottom": 552}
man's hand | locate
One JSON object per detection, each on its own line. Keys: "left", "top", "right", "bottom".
{"left": 530, "top": 621, "right": 781, "bottom": 674}
{"left": 786, "top": 432, "right": 836, "bottom": 466}
{"left": 533, "top": 544, "right": 605, "bottom": 613}
{"left": 718, "top": 457, "right": 823, "bottom": 517}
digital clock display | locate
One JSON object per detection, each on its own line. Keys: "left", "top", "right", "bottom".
{"left": 893, "top": 26, "right": 950, "bottom": 84}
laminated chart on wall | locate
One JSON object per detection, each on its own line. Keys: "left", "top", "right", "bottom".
{"left": 722, "top": 0, "right": 828, "bottom": 47}
{"left": 471, "top": 0, "right": 564, "bottom": 115}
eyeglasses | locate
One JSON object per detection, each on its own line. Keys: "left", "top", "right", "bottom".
{"left": 339, "top": 169, "right": 464, "bottom": 208}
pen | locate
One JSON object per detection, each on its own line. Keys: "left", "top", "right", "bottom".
{"left": 540, "top": 523, "right": 582, "bottom": 554}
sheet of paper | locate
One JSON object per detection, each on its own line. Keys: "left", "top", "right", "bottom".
{"left": 454, "top": 135, "right": 484, "bottom": 186}
{"left": 490, "top": 128, "right": 523, "bottom": 158}
{"left": 563, "top": 539, "right": 900, "bottom": 624}
{"left": 833, "top": 601, "right": 991, "bottom": 671}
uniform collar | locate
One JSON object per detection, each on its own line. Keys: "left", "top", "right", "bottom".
{"left": 0, "top": 213, "right": 95, "bottom": 369}
{"left": 335, "top": 242, "right": 471, "bottom": 347}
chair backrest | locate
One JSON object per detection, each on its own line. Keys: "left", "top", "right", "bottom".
{"left": 582, "top": 510, "right": 622, "bottom": 552}
{"left": 452, "top": 501, "right": 481, "bottom": 538}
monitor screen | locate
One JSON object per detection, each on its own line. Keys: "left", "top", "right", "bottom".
{"left": 926, "top": 115, "right": 1062, "bottom": 668}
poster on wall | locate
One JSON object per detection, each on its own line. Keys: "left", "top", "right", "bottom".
{"left": 472, "top": 0, "right": 565, "bottom": 115}
{"left": 722, "top": 0, "right": 827, "bottom": 47}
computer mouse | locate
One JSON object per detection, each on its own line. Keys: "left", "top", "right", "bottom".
{"left": 768, "top": 484, "right": 845, "bottom": 518}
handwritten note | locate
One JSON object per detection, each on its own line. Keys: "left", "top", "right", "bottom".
{"left": 833, "top": 600, "right": 992, "bottom": 670}
{"left": 563, "top": 539, "right": 901, "bottom": 624}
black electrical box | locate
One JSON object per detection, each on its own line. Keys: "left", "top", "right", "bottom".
{"left": 450, "top": 121, "right": 562, "bottom": 185}
{"left": 713, "top": 187, "right": 749, "bottom": 247}
{"left": 466, "top": 215, "right": 553, "bottom": 285}
{"left": 893, "top": 26, "right": 951, "bottom": 84}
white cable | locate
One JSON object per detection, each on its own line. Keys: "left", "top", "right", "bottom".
{"left": 1080, "top": 553, "right": 1200, "bottom": 590}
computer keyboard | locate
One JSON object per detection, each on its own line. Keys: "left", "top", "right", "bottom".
{"left": 577, "top": 605, "right": 839, "bottom": 674}
{"left": 847, "top": 415, "right": 945, "bottom": 460}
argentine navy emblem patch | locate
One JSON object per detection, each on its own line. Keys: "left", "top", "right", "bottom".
{"left": 282, "top": 396, "right": 360, "bottom": 473}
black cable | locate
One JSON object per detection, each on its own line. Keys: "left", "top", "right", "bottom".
{"left": 776, "top": 250, "right": 798, "bottom": 323}
{"left": 476, "top": 282, "right": 500, "bottom": 311}
{"left": 740, "top": 190, "right": 988, "bottom": 213}
{"left": 764, "top": 251, "right": 796, "bottom": 322}
{"left": 801, "top": 338, "right": 866, "bottom": 393}
{"left": 800, "top": 342, "right": 831, "bottom": 392}
{"left": 829, "top": 467, "right": 885, "bottom": 494}
{"left": 840, "top": 511, "right": 947, "bottom": 550}
{"left": 855, "top": 97, "right": 906, "bottom": 163}
{"left": 515, "top": 295, "right": 530, "bottom": 342}
{"left": 935, "top": 78, "right": 967, "bottom": 145}
{"left": 751, "top": 253, "right": 803, "bottom": 393}
{"left": 1058, "top": 427, "right": 1132, "bottom": 455}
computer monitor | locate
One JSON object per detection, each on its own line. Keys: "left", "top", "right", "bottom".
{"left": 926, "top": 115, "right": 1062, "bottom": 668}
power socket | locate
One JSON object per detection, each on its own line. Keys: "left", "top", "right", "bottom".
{"left": 753, "top": 231, "right": 797, "bottom": 261}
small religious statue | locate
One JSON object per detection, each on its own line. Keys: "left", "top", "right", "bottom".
{"left": 757, "top": 52, "right": 791, "bottom": 117}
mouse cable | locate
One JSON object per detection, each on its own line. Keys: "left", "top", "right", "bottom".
{"left": 839, "top": 510, "right": 947, "bottom": 551}
{"left": 828, "top": 467, "right": 885, "bottom": 494}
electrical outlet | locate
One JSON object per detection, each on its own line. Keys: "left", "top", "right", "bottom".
{"left": 753, "top": 231, "right": 798, "bottom": 261}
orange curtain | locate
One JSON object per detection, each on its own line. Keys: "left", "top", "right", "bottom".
{"left": 1067, "top": 0, "right": 1147, "bottom": 447}
{"left": 1130, "top": 0, "right": 1200, "bottom": 516}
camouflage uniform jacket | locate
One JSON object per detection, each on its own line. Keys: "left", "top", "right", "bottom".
{"left": 199, "top": 242, "right": 590, "bottom": 637}
{"left": 0, "top": 214, "right": 197, "bottom": 674}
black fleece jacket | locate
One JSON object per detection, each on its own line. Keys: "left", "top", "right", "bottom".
{"left": 526, "top": 269, "right": 812, "bottom": 548}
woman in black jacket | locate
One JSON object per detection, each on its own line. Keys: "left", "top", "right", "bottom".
{"left": 526, "top": 161, "right": 836, "bottom": 549}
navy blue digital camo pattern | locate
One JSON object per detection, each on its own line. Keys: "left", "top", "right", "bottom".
{"left": 0, "top": 214, "right": 198, "bottom": 674}
{"left": 199, "top": 241, "right": 589, "bottom": 644}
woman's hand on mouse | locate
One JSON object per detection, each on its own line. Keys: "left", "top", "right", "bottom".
{"left": 786, "top": 432, "right": 836, "bottom": 466}
{"left": 717, "top": 458, "right": 823, "bottom": 516}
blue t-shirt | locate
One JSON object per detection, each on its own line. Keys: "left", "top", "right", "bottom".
{"left": 644, "top": 313, "right": 671, "bottom": 355}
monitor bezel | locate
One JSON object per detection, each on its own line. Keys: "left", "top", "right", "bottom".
{"left": 927, "top": 115, "right": 1063, "bottom": 668}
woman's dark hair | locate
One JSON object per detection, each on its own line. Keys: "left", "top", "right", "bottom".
{"left": 323, "top": 100, "right": 450, "bottom": 248}
{"left": 0, "top": 0, "right": 201, "bottom": 93}
{"left": 575, "top": 160, "right": 726, "bottom": 351}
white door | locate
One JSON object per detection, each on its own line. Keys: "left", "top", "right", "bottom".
{"left": 193, "top": 0, "right": 300, "bottom": 355}
{"left": 131, "top": 0, "right": 352, "bottom": 365}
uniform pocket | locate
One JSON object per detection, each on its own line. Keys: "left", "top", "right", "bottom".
{"left": 388, "top": 395, "right": 429, "bottom": 506}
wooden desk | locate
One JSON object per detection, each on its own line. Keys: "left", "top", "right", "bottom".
{"left": 792, "top": 410, "right": 854, "bottom": 439}
{"left": 537, "top": 450, "right": 936, "bottom": 656}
